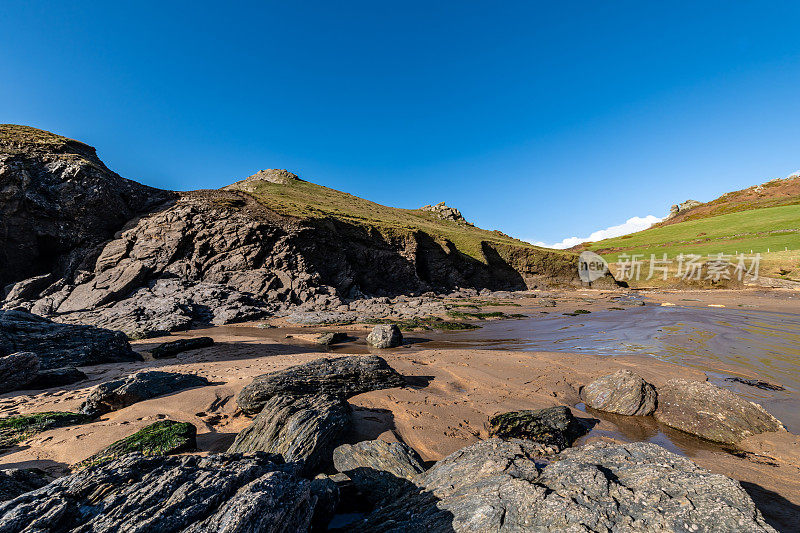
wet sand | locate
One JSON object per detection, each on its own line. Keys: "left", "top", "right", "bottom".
{"left": 1, "top": 287, "right": 799, "bottom": 529}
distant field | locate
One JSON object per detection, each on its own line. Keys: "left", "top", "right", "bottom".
{"left": 587, "top": 204, "right": 800, "bottom": 262}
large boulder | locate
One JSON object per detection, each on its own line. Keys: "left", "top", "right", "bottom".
{"left": 0, "top": 453, "right": 317, "bottom": 532}
{"left": 350, "top": 439, "right": 776, "bottom": 532}
{"left": 228, "top": 395, "right": 351, "bottom": 476}
{"left": 0, "top": 310, "right": 139, "bottom": 370}
{"left": 333, "top": 439, "right": 425, "bottom": 503}
{"left": 487, "top": 405, "right": 587, "bottom": 452}
{"left": 75, "top": 420, "right": 197, "bottom": 469}
{"left": 581, "top": 369, "right": 657, "bottom": 416}
{"left": 79, "top": 371, "right": 211, "bottom": 418}
{"left": 0, "top": 352, "right": 39, "bottom": 393}
{"left": 654, "top": 379, "right": 784, "bottom": 444}
{"left": 236, "top": 355, "right": 404, "bottom": 415}
{"left": 366, "top": 324, "right": 403, "bottom": 348}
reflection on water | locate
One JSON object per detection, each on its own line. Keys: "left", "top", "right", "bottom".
{"left": 426, "top": 305, "right": 800, "bottom": 432}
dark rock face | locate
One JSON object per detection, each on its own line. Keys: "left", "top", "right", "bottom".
{"left": 0, "top": 453, "right": 319, "bottom": 533}
{"left": 0, "top": 352, "right": 39, "bottom": 393}
{"left": 366, "top": 324, "right": 403, "bottom": 348}
{"left": 0, "top": 125, "right": 174, "bottom": 289}
{"left": 350, "top": 439, "right": 776, "bottom": 532}
{"left": 581, "top": 369, "right": 657, "bottom": 416}
{"left": 332, "top": 439, "right": 425, "bottom": 503}
{"left": 77, "top": 420, "right": 198, "bottom": 469}
{"left": 228, "top": 395, "right": 351, "bottom": 475}
{"left": 654, "top": 379, "right": 784, "bottom": 444}
{"left": 26, "top": 366, "right": 87, "bottom": 389}
{"left": 237, "top": 355, "right": 405, "bottom": 415}
{"left": 0, "top": 468, "right": 49, "bottom": 502}
{"left": 487, "top": 406, "right": 587, "bottom": 452}
{"left": 79, "top": 371, "right": 211, "bottom": 418}
{"left": 0, "top": 309, "right": 139, "bottom": 370}
{"left": 150, "top": 336, "right": 214, "bottom": 359}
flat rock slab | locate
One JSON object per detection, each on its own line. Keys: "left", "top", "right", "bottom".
{"left": 0, "top": 411, "right": 91, "bottom": 449}
{"left": 79, "top": 371, "right": 211, "bottom": 418}
{"left": 488, "top": 405, "right": 587, "bottom": 452}
{"left": 0, "top": 352, "right": 39, "bottom": 393}
{"left": 229, "top": 394, "right": 351, "bottom": 476}
{"left": 237, "top": 355, "right": 405, "bottom": 415}
{"left": 581, "top": 369, "right": 657, "bottom": 416}
{"left": 0, "top": 310, "right": 139, "bottom": 370}
{"left": 654, "top": 379, "right": 784, "bottom": 444}
{"left": 75, "top": 420, "right": 197, "bottom": 469}
{"left": 0, "top": 453, "right": 317, "bottom": 532}
{"left": 150, "top": 336, "right": 214, "bottom": 359}
{"left": 349, "top": 439, "right": 776, "bottom": 532}
{"left": 333, "top": 439, "right": 425, "bottom": 503}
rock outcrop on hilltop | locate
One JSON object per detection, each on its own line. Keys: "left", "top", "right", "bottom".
{"left": 665, "top": 198, "right": 703, "bottom": 221}
{"left": 1, "top": 125, "right": 604, "bottom": 336}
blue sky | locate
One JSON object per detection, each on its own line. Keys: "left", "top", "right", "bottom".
{"left": 2, "top": 2, "right": 800, "bottom": 245}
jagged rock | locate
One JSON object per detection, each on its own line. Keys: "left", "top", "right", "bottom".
{"left": 332, "top": 439, "right": 425, "bottom": 502}
{"left": 308, "top": 476, "right": 340, "bottom": 531}
{"left": 0, "top": 452, "right": 318, "bottom": 532}
{"left": 419, "top": 202, "right": 469, "bottom": 224}
{"left": 315, "top": 332, "right": 347, "bottom": 346}
{"left": 76, "top": 420, "right": 197, "bottom": 469}
{"left": 0, "top": 468, "right": 49, "bottom": 502}
{"left": 228, "top": 395, "right": 351, "bottom": 475}
{"left": 0, "top": 352, "right": 39, "bottom": 393}
{"left": 665, "top": 199, "right": 703, "bottom": 220}
{"left": 366, "top": 324, "right": 403, "bottom": 348}
{"left": 581, "top": 369, "right": 657, "bottom": 416}
{"left": 0, "top": 124, "right": 173, "bottom": 289}
{"left": 26, "top": 366, "right": 87, "bottom": 389}
{"left": 0, "top": 412, "right": 91, "bottom": 449}
{"left": 0, "top": 309, "right": 139, "bottom": 370}
{"left": 350, "top": 439, "right": 776, "bottom": 532}
{"left": 79, "top": 371, "right": 211, "bottom": 418}
{"left": 654, "top": 379, "right": 784, "bottom": 444}
{"left": 150, "top": 336, "right": 214, "bottom": 359}
{"left": 487, "top": 406, "right": 587, "bottom": 451}
{"left": 237, "top": 355, "right": 404, "bottom": 415}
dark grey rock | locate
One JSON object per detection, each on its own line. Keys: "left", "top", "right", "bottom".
{"left": 237, "top": 355, "right": 404, "bottom": 415}
{"left": 0, "top": 309, "right": 139, "bottom": 370}
{"left": 366, "top": 324, "right": 403, "bottom": 348}
{"left": 150, "top": 336, "right": 214, "bottom": 359}
{"left": 79, "top": 370, "right": 211, "bottom": 418}
{"left": 0, "top": 352, "right": 39, "bottom": 393}
{"left": 582, "top": 369, "right": 657, "bottom": 416}
{"left": 0, "top": 452, "right": 317, "bottom": 532}
{"left": 228, "top": 395, "right": 351, "bottom": 475}
{"left": 333, "top": 439, "right": 425, "bottom": 503}
{"left": 0, "top": 468, "right": 49, "bottom": 502}
{"left": 350, "top": 439, "right": 776, "bottom": 532}
{"left": 487, "top": 405, "right": 587, "bottom": 452}
{"left": 655, "top": 379, "right": 784, "bottom": 444}
{"left": 26, "top": 366, "right": 87, "bottom": 389}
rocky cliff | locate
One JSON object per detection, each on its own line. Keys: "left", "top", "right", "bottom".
{"left": 1, "top": 125, "right": 598, "bottom": 335}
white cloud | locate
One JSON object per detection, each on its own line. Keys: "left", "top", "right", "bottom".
{"left": 530, "top": 215, "right": 662, "bottom": 249}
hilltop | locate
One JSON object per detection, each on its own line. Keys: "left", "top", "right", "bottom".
{"left": 0, "top": 125, "right": 592, "bottom": 335}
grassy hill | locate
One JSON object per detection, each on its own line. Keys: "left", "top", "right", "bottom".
{"left": 579, "top": 176, "right": 800, "bottom": 283}
{"left": 226, "top": 170, "right": 564, "bottom": 264}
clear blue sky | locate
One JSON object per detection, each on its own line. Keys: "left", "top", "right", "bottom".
{"left": 2, "top": 2, "right": 800, "bottom": 245}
